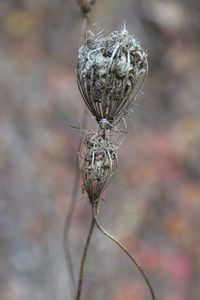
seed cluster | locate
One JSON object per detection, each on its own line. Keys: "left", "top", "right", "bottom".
{"left": 77, "top": 27, "right": 148, "bottom": 124}
{"left": 77, "top": 27, "right": 148, "bottom": 202}
{"left": 79, "top": 131, "right": 117, "bottom": 203}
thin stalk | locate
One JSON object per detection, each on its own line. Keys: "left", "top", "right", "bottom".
{"left": 64, "top": 154, "right": 80, "bottom": 299}
{"left": 64, "top": 105, "right": 87, "bottom": 300}
{"left": 91, "top": 203, "right": 156, "bottom": 300}
{"left": 64, "top": 3, "right": 93, "bottom": 294}
{"left": 75, "top": 216, "right": 95, "bottom": 300}
{"left": 79, "top": 14, "right": 90, "bottom": 46}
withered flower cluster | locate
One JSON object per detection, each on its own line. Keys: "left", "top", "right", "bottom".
{"left": 77, "top": 0, "right": 97, "bottom": 15}
{"left": 77, "top": 27, "right": 148, "bottom": 202}
{"left": 79, "top": 131, "right": 117, "bottom": 203}
{"left": 77, "top": 27, "right": 148, "bottom": 124}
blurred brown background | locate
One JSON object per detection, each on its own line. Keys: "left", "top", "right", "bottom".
{"left": 0, "top": 1, "right": 200, "bottom": 300}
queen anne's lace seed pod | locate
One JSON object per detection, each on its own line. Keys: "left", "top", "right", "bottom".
{"left": 79, "top": 132, "right": 118, "bottom": 203}
{"left": 77, "top": 0, "right": 97, "bottom": 14}
{"left": 77, "top": 27, "right": 148, "bottom": 124}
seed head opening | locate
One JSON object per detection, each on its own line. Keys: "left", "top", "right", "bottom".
{"left": 77, "top": 26, "right": 148, "bottom": 125}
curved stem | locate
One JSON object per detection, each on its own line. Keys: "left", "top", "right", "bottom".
{"left": 64, "top": 106, "right": 88, "bottom": 300}
{"left": 91, "top": 204, "right": 156, "bottom": 300}
{"left": 63, "top": 155, "right": 80, "bottom": 299}
{"left": 75, "top": 217, "right": 96, "bottom": 300}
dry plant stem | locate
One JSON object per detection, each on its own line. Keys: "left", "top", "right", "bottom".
{"left": 63, "top": 155, "right": 80, "bottom": 299}
{"left": 79, "top": 15, "right": 90, "bottom": 46}
{"left": 64, "top": 0, "right": 96, "bottom": 296}
{"left": 75, "top": 216, "right": 95, "bottom": 300}
{"left": 64, "top": 106, "right": 88, "bottom": 300}
{"left": 64, "top": 0, "right": 95, "bottom": 293}
{"left": 78, "top": 1, "right": 94, "bottom": 45}
{"left": 91, "top": 203, "right": 156, "bottom": 300}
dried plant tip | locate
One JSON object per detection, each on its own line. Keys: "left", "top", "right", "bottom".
{"left": 79, "top": 132, "right": 118, "bottom": 203}
{"left": 77, "top": 26, "right": 148, "bottom": 124}
{"left": 77, "top": 0, "right": 97, "bottom": 15}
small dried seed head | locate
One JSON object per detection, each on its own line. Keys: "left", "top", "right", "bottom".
{"left": 77, "top": 0, "right": 97, "bottom": 15}
{"left": 77, "top": 26, "right": 148, "bottom": 124}
{"left": 79, "top": 132, "right": 118, "bottom": 203}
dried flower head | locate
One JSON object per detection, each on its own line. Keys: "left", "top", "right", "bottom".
{"left": 77, "top": 0, "right": 97, "bottom": 15}
{"left": 77, "top": 26, "right": 148, "bottom": 125}
{"left": 79, "top": 132, "right": 118, "bottom": 203}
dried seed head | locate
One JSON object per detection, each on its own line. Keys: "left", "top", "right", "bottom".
{"left": 77, "top": 26, "right": 148, "bottom": 124}
{"left": 79, "top": 132, "right": 118, "bottom": 203}
{"left": 77, "top": 0, "right": 97, "bottom": 15}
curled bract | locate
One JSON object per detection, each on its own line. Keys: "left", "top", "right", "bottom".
{"left": 77, "top": 27, "right": 148, "bottom": 124}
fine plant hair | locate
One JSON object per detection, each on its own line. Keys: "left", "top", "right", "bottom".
{"left": 74, "top": 26, "right": 156, "bottom": 300}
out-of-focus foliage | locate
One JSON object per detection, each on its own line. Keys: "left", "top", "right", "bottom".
{"left": 0, "top": 1, "right": 199, "bottom": 300}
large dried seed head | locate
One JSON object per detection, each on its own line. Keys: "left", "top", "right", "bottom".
{"left": 77, "top": 26, "right": 148, "bottom": 124}
{"left": 79, "top": 133, "right": 118, "bottom": 203}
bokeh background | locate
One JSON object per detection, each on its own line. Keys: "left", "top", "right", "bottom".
{"left": 0, "top": 1, "right": 200, "bottom": 300}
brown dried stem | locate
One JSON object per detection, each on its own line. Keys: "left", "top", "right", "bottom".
{"left": 75, "top": 216, "right": 96, "bottom": 300}
{"left": 63, "top": 154, "right": 80, "bottom": 299}
{"left": 76, "top": 0, "right": 96, "bottom": 44}
{"left": 64, "top": 1, "right": 97, "bottom": 297}
{"left": 91, "top": 202, "right": 156, "bottom": 300}
{"left": 64, "top": 106, "right": 87, "bottom": 300}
